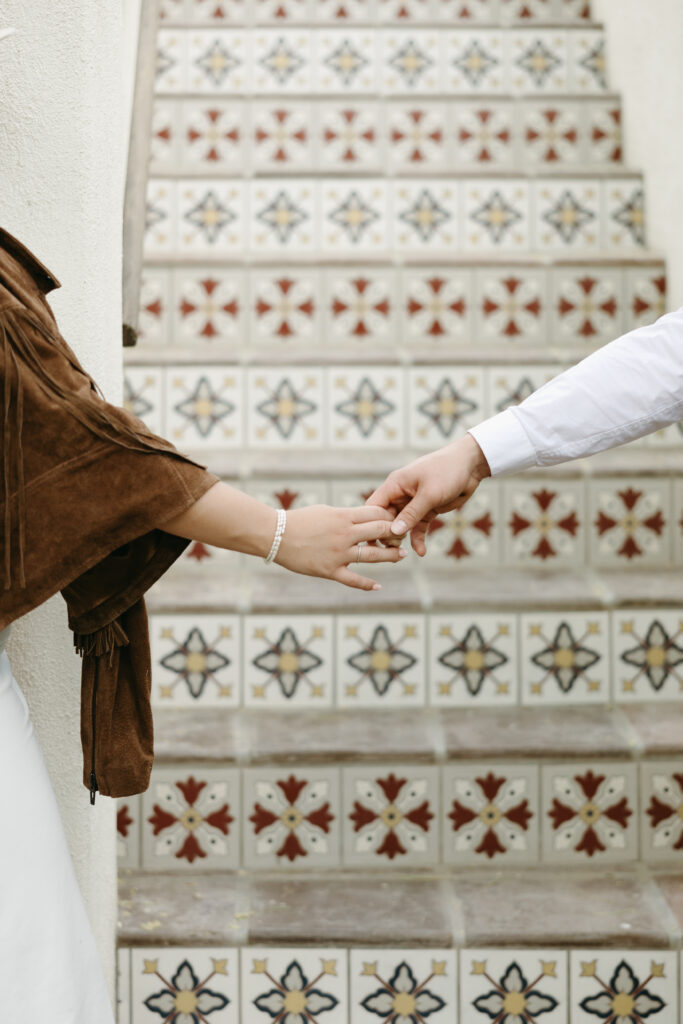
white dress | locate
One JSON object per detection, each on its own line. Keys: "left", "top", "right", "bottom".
{"left": 0, "top": 623, "right": 116, "bottom": 1023}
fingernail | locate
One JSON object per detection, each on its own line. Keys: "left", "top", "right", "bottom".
{"left": 392, "top": 520, "right": 407, "bottom": 535}
{"left": 398, "top": 548, "right": 407, "bottom": 559}
{"left": 372, "top": 583, "right": 382, "bottom": 591}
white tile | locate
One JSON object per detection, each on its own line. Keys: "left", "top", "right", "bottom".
{"left": 323, "top": 266, "right": 397, "bottom": 347}
{"left": 130, "top": 947, "right": 239, "bottom": 1022}
{"left": 520, "top": 612, "right": 610, "bottom": 705}
{"left": 117, "top": 797, "right": 141, "bottom": 869}
{"left": 429, "top": 613, "right": 518, "bottom": 706}
{"left": 401, "top": 266, "right": 472, "bottom": 345}
{"left": 503, "top": 479, "right": 585, "bottom": 568}
{"left": 246, "top": 369, "right": 325, "bottom": 447}
{"left": 144, "top": 179, "right": 176, "bottom": 256}
{"left": 243, "top": 614, "right": 334, "bottom": 706}
{"left": 394, "top": 180, "right": 459, "bottom": 251}
{"left": 176, "top": 179, "right": 246, "bottom": 254}
{"left": 444, "top": 31, "right": 508, "bottom": 93}
{"left": 569, "top": 950, "right": 678, "bottom": 1023}
{"left": 328, "top": 367, "right": 405, "bottom": 447}
{"left": 322, "top": 179, "right": 389, "bottom": 253}
{"left": 187, "top": 30, "right": 251, "bottom": 92}
{"left": 117, "top": 947, "right": 131, "bottom": 1024}
{"left": 534, "top": 179, "right": 601, "bottom": 251}
{"left": 241, "top": 949, "right": 348, "bottom": 1023}
{"left": 155, "top": 29, "right": 187, "bottom": 93}
{"left": 124, "top": 367, "right": 165, "bottom": 436}
{"left": 250, "top": 180, "right": 317, "bottom": 252}
{"left": 461, "top": 949, "right": 568, "bottom": 1023}
{"left": 166, "top": 365, "right": 243, "bottom": 449}
{"left": 612, "top": 609, "right": 683, "bottom": 703}
{"left": 352, "top": 949, "right": 458, "bottom": 1022}
{"left": 408, "top": 367, "right": 484, "bottom": 447}
{"left": 250, "top": 268, "right": 321, "bottom": 345}
{"left": 464, "top": 180, "right": 530, "bottom": 251}
{"left": 640, "top": 762, "right": 683, "bottom": 864}
{"left": 423, "top": 486, "right": 503, "bottom": 568}
{"left": 380, "top": 31, "right": 441, "bottom": 93}
{"left": 510, "top": 31, "right": 568, "bottom": 93}
{"left": 605, "top": 178, "right": 646, "bottom": 250}
{"left": 172, "top": 267, "right": 245, "bottom": 346}
{"left": 150, "top": 613, "right": 241, "bottom": 708}
{"left": 336, "top": 614, "right": 426, "bottom": 707}
{"left": 315, "top": 30, "right": 378, "bottom": 92}
{"left": 588, "top": 478, "right": 672, "bottom": 570}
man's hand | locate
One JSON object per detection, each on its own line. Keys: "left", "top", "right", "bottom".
{"left": 365, "top": 434, "right": 491, "bottom": 556}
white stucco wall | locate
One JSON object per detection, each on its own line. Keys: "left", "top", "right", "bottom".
{"left": 0, "top": 0, "right": 127, "bottom": 1006}
{"left": 594, "top": 0, "right": 683, "bottom": 306}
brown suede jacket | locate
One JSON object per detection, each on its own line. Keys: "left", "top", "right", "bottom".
{"left": 0, "top": 226, "right": 221, "bottom": 803}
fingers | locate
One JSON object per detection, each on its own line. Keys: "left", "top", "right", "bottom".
{"left": 334, "top": 566, "right": 382, "bottom": 592}
{"left": 353, "top": 543, "right": 406, "bottom": 564}
{"left": 410, "top": 519, "right": 431, "bottom": 557}
{"left": 389, "top": 489, "right": 439, "bottom": 537}
{"left": 350, "top": 504, "right": 395, "bottom": 524}
{"left": 351, "top": 518, "right": 397, "bottom": 543}
{"left": 363, "top": 476, "right": 409, "bottom": 512}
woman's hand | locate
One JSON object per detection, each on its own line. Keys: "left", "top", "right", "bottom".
{"left": 276, "top": 504, "right": 406, "bottom": 591}
{"left": 364, "top": 434, "right": 491, "bottom": 556}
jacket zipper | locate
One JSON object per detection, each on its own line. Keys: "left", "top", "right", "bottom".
{"left": 89, "top": 673, "right": 99, "bottom": 805}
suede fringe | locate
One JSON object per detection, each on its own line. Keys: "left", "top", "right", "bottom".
{"left": 73, "top": 618, "right": 130, "bottom": 669}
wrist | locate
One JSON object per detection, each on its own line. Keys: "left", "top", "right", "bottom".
{"left": 460, "top": 432, "right": 491, "bottom": 479}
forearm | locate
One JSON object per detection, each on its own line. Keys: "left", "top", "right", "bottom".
{"left": 469, "top": 306, "right": 683, "bottom": 476}
{"left": 159, "top": 480, "right": 277, "bottom": 558}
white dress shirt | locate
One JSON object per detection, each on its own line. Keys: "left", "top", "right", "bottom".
{"left": 468, "top": 307, "right": 683, "bottom": 476}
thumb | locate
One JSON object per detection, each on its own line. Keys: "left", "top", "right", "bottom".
{"left": 390, "top": 489, "right": 436, "bottom": 536}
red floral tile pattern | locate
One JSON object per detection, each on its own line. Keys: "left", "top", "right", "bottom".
{"left": 506, "top": 485, "right": 582, "bottom": 565}
{"left": 591, "top": 483, "right": 670, "bottom": 565}
{"left": 445, "top": 768, "right": 536, "bottom": 863}
{"left": 346, "top": 769, "right": 438, "bottom": 865}
{"left": 545, "top": 767, "right": 635, "bottom": 862}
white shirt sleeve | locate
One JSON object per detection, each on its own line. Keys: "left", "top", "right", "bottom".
{"left": 468, "top": 306, "right": 683, "bottom": 477}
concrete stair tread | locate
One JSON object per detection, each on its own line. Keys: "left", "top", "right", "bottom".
{"left": 152, "top": 704, "right": 681, "bottom": 764}
{"left": 148, "top": 562, "right": 683, "bottom": 614}
{"left": 118, "top": 867, "right": 683, "bottom": 949}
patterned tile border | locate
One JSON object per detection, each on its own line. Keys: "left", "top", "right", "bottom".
{"left": 150, "top": 97, "right": 623, "bottom": 175}
{"left": 159, "top": 0, "right": 595, "bottom": 26}
{"left": 154, "top": 27, "right": 608, "bottom": 97}
{"left": 144, "top": 175, "right": 645, "bottom": 257}
{"left": 148, "top": 609, "right": 683, "bottom": 709}
{"left": 118, "top": 759, "right": 683, "bottom": 870}
{"left": 117, "top": 945, "right": 682, "bottom": 1022}
{"left": 135, "top": 263, "right": 665, "bottom": 347}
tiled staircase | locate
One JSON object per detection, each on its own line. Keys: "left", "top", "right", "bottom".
{"left": 117, "top": 1, "right": 683, "bottom": 1020}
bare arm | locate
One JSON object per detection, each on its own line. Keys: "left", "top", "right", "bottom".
{"left": 159, "top": 480, "right": 406, "bottom": 592}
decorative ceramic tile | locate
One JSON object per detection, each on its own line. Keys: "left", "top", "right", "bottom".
{"left": 502, "top": 0, "right": 551, "bottom": 20}
{"left": 401, "top": 267, "right": 472, "bottom": 344}
{"left": 252, "top": 30, "right": 312, "bottom": 92}
{"left": 381, "top": 32, "right": 441, "bottom": 93}
{"left": 243, "top": 767, "right": 341, "bottom": 869}
{"left": 252, "top": 102, "right": 314, "bottom": 170}
{"left": 504, "top": 481, "right": 584, "bottom": 567}
{"left": 117, "top": 947, "right": 131, "bottom": 1024}
{"left": 130, "top": 947, "right": 239, "bottom": 1023}
{"left": 612, "top": 609, "right": 683, "bottom": 703}
{"left": 336, "top": 614, "right": 426, "bottom": 707}
{"left": 569, "top": 30, "right": 608, "bottom": 93}
{"left": 250, "top": 180, "right": 317, "bottom": 252}
{"left": 179, "top": 100, "right": 244, "bottom": 171}
{"left": 461, "top": 949, "right": 568, "bottom": 1023}
{"left": 247, "top": 477, "right": 330, "bottom": 510}
{"left": 588, "top": 478, "right": 671, "bottom": 568}
{"left": 351, "top": 949, "right": 458, "bottom": 1022}
{"left": 523, "top": 105, "right": 580, "bottom": 165}
{"left": 587, "top": 103, "right": 622, "bottom": 164}
{"left": 329, "top": 478, "right": 379, "bottom": 509}
{"left": 246, "top": 369, "right": 324, "bottom": 447}
{"left": 445, "top": 32, "right": 507, "bottom": 93}
{"left": 429, "top": 613, "right": 518, "bottom": 706}
{"left": 329, "top": 367, "right": 404, "bottom": 447}
{"left": 319, "top": 102, "right": 382, "bottom": 170}
{"left": 561, "top": 0, "right": 592, "bottom": 20}
{"left": 177, "top": 180, "right": 246, "bottom": 254}
{"left": 243, "top": 614, "right": 334, "bottom": 706}
{"left": 541, "top": 762, "right": 638, "bottom": 864}
{"left": 443, "top": 762, "right": 540, "bottom": 865}
{"left": 606, "top": 179, "right": 646, "bottom": 249}
{"left": 324, "top": 267, "right": 396, "bottom": 346}
{"left": 389, "top": 103, "right": 447, "bottom": 168}
{"left": 520, "top": 612, "right": 610, "bottom": 705}
{"left": 317, "top": 0, "right": 370, "bottom": 20}
{"left": 149, "top": 100, "right": 178, "bottom": 172}
{"left": 144, "top": 179, "right": 176, "bottom": 256}
{"left": 488, "top": 365, "right": 560, "bottom": 414}
{"left": 124, "top": 367, "right": 165, "bottom": 436}
{"left": 475, "top": 267, "right": 547, "bottom": 343}
{"left": 626, "top": 268, "right": 667, "bottom": 328}
{"left": 511, "top": 32, "right": 568, "bottom": 94}
{"left": 322, "top": 180, "right": 389, "bottom": 252}
{"left": 408, "top": 368, "right": 484, "bottom": 447}
{"left": 251, "top": 268, "right": 320, "bottom": 344}
{"left": 187, "top": 30, "right": 250, "bottom": 92}
{"left": 155, "top": 29, "right": 186, "bottom": 93}
{"left": 378, "top": 0, "right": 431, "bottom": 19}
{"left": 535, "top": 180, "right": 600, "bottom": 251}
{"left": 395, "top": 180, "right": 459, "bottom": 250}
{"left": 453, "top": 104, "right": 514, "bottom": 166}
{"left": 316, "top": 31, "right": 378, "bottom": 92}
{"left": 173, "top": 267, "right": 244, "bottom": 346}
{"left": 256, "top": 0, "right": 309, "bottom": 20}
{"left": 640, "top": 762, "right": 683, "bottom": 864}
{"left": 342, "top": 764, "right": 440, "bottom": 866}
{"left": 141, "top": 766, "right": 241, "bottom": 870}
{"left": 166, "top": 365, "right": 243, "bottom": 448}
{"left": 464, "top": 181, "right": 530, "bottom": 251}
{"left": 150, "top": 613, "right": 241, "bottom": 708}
{"left": 569, "top": 950, "right": 677, "bottom": 1023}
{"left": 241, "top": 949, "right": 347, "bottom": 1024}
{"left": 192, "top": 0, "right": 246, "bottom": 21}
{"left": 138, "top": 268, "right": 171, "bottom": 346}
{"left": 424, "top": 486, "right": 502, "bottom": 566}
{"left": 437, "top": 0, "right": 496, "bottom": 21}
{"left": 552, "top": 266, "right": 623, "bottom": 344}
{"left": 117, "top": 798, "right": 141, "bottom": 868}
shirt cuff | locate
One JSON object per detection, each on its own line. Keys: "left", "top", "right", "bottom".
{"left": 468, "top": 407, "right": 538, "bottom": 477}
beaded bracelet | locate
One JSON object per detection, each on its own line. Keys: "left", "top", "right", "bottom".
{"left": 264, "top": 508, "right": 287, "bottom": 564}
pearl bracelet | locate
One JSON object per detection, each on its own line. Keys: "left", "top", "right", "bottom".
{"left": 264, "top": 508, "right": 287, "bottom": 564}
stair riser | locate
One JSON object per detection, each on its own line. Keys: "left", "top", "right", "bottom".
{"left": 116, "top": 945, "right": 683, "bottom": 1024}
{"left": 152, "top": 97, "right": 623, "bottom": 174}
{"left": 155, "top": 27, "right": 608, "bottom": 97}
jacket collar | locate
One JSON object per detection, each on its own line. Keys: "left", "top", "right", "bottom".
{"left": 0, "top": 226, "right": 61, "bottom": 294}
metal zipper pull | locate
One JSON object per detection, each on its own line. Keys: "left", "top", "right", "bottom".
{"left": 89, "top": 769, "right": 99, "bottom": 805}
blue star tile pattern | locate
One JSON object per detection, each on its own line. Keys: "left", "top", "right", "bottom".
{"left": 542, "top": 189, "right": 595, "bottom": 244}
{"left": 184, "top": 190, "right": 237, "bottom": 244}
{"left": 174, "top": 375, "right": 236, "bottom": 438}
{"left": 471, "top": 191, "right": 523, "bottom": 244}
{"left": 335, "top": 376, "right": 395, "bottom": 438}
{"left": 195, "top": 39, "right": 242, "bottom": 86}
{"left": 324, "top": 39, "right": 370, "bottom": 86}
{"left": 388, "top": 40, "right": 434, "bottom": 87}
{"left": 453, "top": 41, "right": 499, "bottom": 86}
{"left": 259, "top": 36, "right": 306, "bottom": 84}
{"left": 417, "top": 379, "right": 477, "bottom": 439}
{"left": 578, "top": 959, "right": 666, "bottom": 1020}
{"left": 156, "top": 46, "right": 177, "bottom": 82}
{"left": 346, "top": 624, "right": 418, "bottom": 698}
{"left": 495, "top": 377, "right": 536, "bottom": 413}
{"left": 361, "top": 961, "right": 446, "bottom": 1020}
{"left": 251, "top": 958, "right": 340, "bottom": 1022}
{"left": 256, "top": 190, "right": 310, "bottom": 244}
{"left": 256, "top": 377, "right": 318, "bottom": 439}
{"left": 621, "top": 619, "right": 683, "bottom": 692}
{"left": 159, "top": 626, "right": 232, "bottom": 701}
{"left": 252, "top": 626, "right": 324, "bottom": 699}
{"left": 516, "top": 39, "right": 562, "bottom": 86}
{"left": 438, "top": 624, "right": 509, "bottom": 698}
{"left": 530, "top": 621, "right": 601, "bottom": 694}
{"left": 579, "top": 39, "right": 607, "bottom": 89}
{"left": 328, "top": 190, "right": 381, "bottom": 245}
{"left": 124, "top": 376, "right": 155, "bottom": 421}
{"left": 612, "top": 188, "right": 646, "bottom": 246}
{"left": 471, "top": 960, "right": 559, "bottom": 1020}
{"left": 398, "top": 189, "right": 452, "bottom": 243}
{"left": 143, "top": 957, "right": 230, "bottom": 1020}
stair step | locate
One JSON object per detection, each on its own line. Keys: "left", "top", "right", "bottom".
{"left": 118, "top": 867, "right": 682, "bottom": 949}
